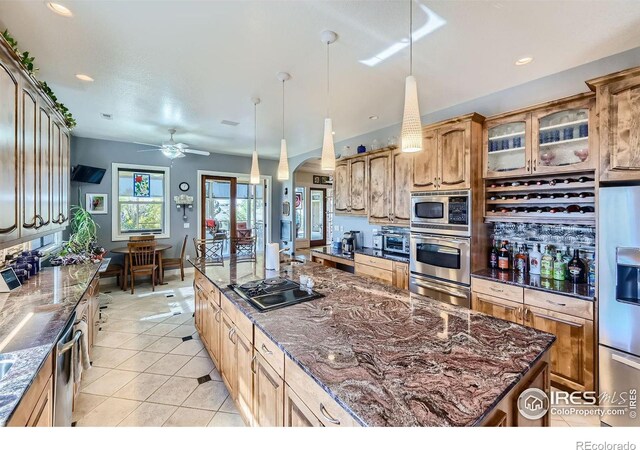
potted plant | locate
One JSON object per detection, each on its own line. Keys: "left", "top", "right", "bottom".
{"left": 51, "top": 205, "right": 103, "bottom": 265}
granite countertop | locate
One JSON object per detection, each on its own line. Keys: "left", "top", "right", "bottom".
{"left": 191, "top": 257, "right": 555, "bottom": 427}
{"left": 472, "top": 268, "right": 595, "bottom": 301}
{"left": 0, "top": 263, "right": 101, "bottom": 427}
{"left": 310, "top": 246, "right": 410, "bottom": 264}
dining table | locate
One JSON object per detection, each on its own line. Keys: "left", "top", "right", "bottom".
{"left": 110, "top": 243, "right": 172, "bottom": 289}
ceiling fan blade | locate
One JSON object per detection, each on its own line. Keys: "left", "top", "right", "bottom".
{"left": 134, "top": 141, "right": 162, "bottom": 148}
{"left": 184, "top": 149, "right": 210, "bottom": 156}
{"left": 137, "top": 148, "right": 160, "bottom": 153}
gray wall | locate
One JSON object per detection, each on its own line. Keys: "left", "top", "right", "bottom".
{"left": 70, "top": 136, "right": 284, "bottom": 260}
{"left": 286, "top": 46, "right": 640, "bottom": 251}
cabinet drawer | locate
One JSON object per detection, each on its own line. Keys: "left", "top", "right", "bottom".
{"left": 471, "top": 278, "right": 523, "bottom": 303}
{"left": 255, "top": 326, "right": 284, "bottom": 378}
{"left": 220, "top": 294, "right": 237, "bottom": 324}
{"left": 355, "top": 263, "right": 393, "bottom": 284}
{"left": 284, "top": 357, "right": 360, "bottom": 427}
{"left": 235, "top": 309, "right": 254, "bottom": 345}
{"left": 524, "top": 288, "right": 593, "bottom": 321}
{"left": 354, "top": 253, "right": 394, "bottom": 271}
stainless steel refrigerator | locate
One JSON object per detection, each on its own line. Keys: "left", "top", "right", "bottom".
{"left": 599, "top": 186, "right": 640, "bottom": 427}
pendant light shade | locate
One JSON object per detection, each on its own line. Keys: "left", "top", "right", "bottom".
{"left": 277, "top": 72, "right": 291, "bottom": 181}
{"left": 401, "top": 75, "right": 422, "bottom": 153}
{"left": 250, "top": 97, "right": 261, "bottom": 185}
{"left": 401, "top": 0, "right": 423, "bottom": 153}
{"left": 321, "top": 118, "right": 336, "bottom": 170}
{"left": 320, "top": 30, "right": 337, "bottom": 171}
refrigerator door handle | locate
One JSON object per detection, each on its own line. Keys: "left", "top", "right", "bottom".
{"left": 612, "top": 353, "right": 640, "bottom": 371}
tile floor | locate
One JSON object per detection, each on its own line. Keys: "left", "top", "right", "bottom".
{"left": 73, "top": 269, "right": 245, "bottom": 427}
{"left": 549, "top": 387, "right": 601, "bottom": 427}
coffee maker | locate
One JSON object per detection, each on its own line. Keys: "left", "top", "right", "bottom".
{"left": 341, "top": 231, "right": 360, "bottom": 255}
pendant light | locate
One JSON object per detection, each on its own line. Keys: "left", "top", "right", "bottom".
{"left": 320, "top": 30, "right": 338, "bottom": 171}
{"left": 250, "top": 97, "right": 261, "bottom": 185}
{"left": 401, "top": 0, "right": 423, "bottom": 153}
{"left": 277, "top": 72, "right": 291, "bottom": 181}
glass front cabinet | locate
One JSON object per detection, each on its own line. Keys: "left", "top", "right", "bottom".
{"left": 483, "top": 94, "right": 596, "bottom": 178}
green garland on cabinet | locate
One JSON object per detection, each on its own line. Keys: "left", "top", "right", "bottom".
{"left": 1, "top": 29, "right": 76, "bottom": 129}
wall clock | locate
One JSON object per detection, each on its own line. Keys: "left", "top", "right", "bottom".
{"left": 179, "top": 182, "right": 190, "bottom": 192}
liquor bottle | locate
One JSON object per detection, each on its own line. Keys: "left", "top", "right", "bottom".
{"left": 498, "top": 241, "right": 510, "bottom": 271}
{"left": 588, "top": 253, "right": 596, "bottom": 286}
{"left": 508, "top": 242, "right": 515, "bottom": 269}
{"left": 522, "top": 244, "right": 529, "bottom": 273}
{"left": 515, "top": 245, "right": 528, "bottom": 273}
{"left": 580, "top": 206, "right": 595, "bottom": 214}
{"left": 577, "top": 176, "right": 593, "bottom": 183}
{"left": 562, "top": 247, "right": 573, "bottom": 279}
{"left": 489, "top": 240, "right": 499, "bottom": 269}
{"left": 568, "top": 249, "right": 587, "bottom": 284}
{"left": 578, "top": 192, "right": 595, "bottom": 198}
{"left": 566, "top": 204, "right": 581, "bottom": 213}
{"left": 549, "top": 206, "right": 566, "bottom": 213}
{"left": 529, "top": 244, "right": 542, "bottom": 275}
{"left": 553, "top": 250, "right": 567, "bottom": 281}
{"left": 540, "top": 246, "right": 554, "bottom": 279}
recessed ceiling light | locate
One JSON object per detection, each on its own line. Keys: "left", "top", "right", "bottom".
{"left": 515, "top": 56, "right": 534, "bottom": 66}
{"left": 47, "top": 2, "right": 73, "bottom": 17}
{"left": 75, "top": 73, "right": 94, "bottom": 82}
{"left": 100, "top": 113, "right": 113, "bottom": 120}
{"left": 369, "top": 115, "right": 379, "bottom": 120}
{"left": 221, "top": 120, "right": 239, "bottom": 127}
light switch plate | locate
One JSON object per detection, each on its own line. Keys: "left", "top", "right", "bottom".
{"left": 183, "top": 223, "right": 190, "bottom": 229}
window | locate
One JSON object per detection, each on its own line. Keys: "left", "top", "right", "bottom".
{"left": 112, "top": 163, "right": 170, "bottom": 240}
{"left": 295, "top": 187, "right": 305, "bottom": 239}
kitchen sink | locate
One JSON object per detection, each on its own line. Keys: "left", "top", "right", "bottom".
{"left": 0, "top": 359, "right": 15, "bottom": 381}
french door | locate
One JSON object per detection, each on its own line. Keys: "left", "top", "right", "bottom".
{"left": 309, "top": 188, "right": 327, "bottom": 247}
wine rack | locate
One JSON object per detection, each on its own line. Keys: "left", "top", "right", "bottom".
{"left": 484, "top": 171, "right": 596, "bottom": 225}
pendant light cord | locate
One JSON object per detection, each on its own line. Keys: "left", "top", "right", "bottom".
{"left": 254, "top": 101, "right": 257, "bottom": 152}
{"left": 409, "top": 0, "right": 413, "bottom": 76}
{"left": 326, "top": 40, "right": 330, "bottom": 118}
{"left": 282, "top": 80, "right": 285, "bottom": 139}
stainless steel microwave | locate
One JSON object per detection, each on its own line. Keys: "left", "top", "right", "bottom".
{"left": 410, "top": 190, "right": 471, "bottom": 237}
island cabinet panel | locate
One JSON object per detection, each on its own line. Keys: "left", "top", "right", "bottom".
{"left": 588, "top": 67, "right": 640, "bottom": 181}
{"left": 253, "top": 353, "right": 284, "bottom": 427}
{"left": 0, "top": 60, "right": 19, "bottom": 243}
{"left": 367, "top": 150, "right": 392, "bottom": 223}
{"left": 439, "top": 122, "right": 471, "bottom": 189}
{"left": 8, "top": 352, "right": 54, "bottom": 427}
{"left": 413, "top": 129, "right": 438, "bottom": 191}
{"left": 391, "top": 149, "right": 413, "bottom": 223}
{"left": 236, "top": 328, "right": 254, "bottom": 426}
{"left": 206, "top": 296, "right": 221, "bottom": 368}
{"left": 524, "top": 305, "right": 594, "bottom": 392}
{"left": 472, "top": 293, "right": 522, "bottom": 324}
{"left": 220, "top": 311, "right": 238, "bottom": 398}
{"left": 284, "top": 384, "right": 322, "bottom": 427}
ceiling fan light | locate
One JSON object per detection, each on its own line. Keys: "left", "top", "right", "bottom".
{"left": 401, "top": 75, "right": 423, "bottom": 153}
{"left": 277, "top": 138, "right": 289, "bottom": 181}
{"left": 250, "top": 149, "right": 261, "bottom": 185}
{"left": 321, "top": 118, "right": 336, "bottom": 171}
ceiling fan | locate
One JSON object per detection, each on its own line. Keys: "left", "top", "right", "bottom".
{"left": 136, "top": 129, "right": 211, "bottom": 159}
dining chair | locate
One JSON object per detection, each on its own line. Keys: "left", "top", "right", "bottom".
{"left": 129, "top": 235, "right": 156, "bottom": 242}
{"left": 231, "top": 235, "right": 257, "bottom": 262}
{"left": 127, "top": 241, "right": 158, "bottom": 294}
{"left": 193, "top": 237, "right": 225, "bottom": 265}
{"left": 162, "top": 235, "right": 188, "bottom": 281}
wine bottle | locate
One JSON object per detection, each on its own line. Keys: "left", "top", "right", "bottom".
{"left": 535, "top": 180, "right": 547, "bottom": 186}
{"left": 511, "top": 181, "right": 522, "bottom": 187}
{"left": 568, "top": 249, "right": 587, "bottom": 284}
{"left": 577, "top": 176, "right": 593, "bottom": 183}
{"left": 580, "top": 206, "right": 595, "bottom": 214}
{"left": 499, "top": 207, "right": 509, "bottom": 213}
{"left": 548, "top": 193, "right": 557, "bottom": 199}
{"left": 578, "top": 192, "right": 594, "bottom": 198}
{"left": 566, "top": 204, "right": 581, "bottom": 213}
{"left": 489, "top": 239, "right": 499, "bottom": 269}
{"left": 564, "top": 192, "right": 578, "bottom": 198}
{"left": 498, "top": 241, "right": 509, "bottom": 271}
{"left": 563, "top": 178, "right": 577, "bottom": 184}
{"left": 489, "top": 195, "right": 500, "bottom": 201}
{"left": 535, "top": 193, "right": 548, "bottom": 199}
{"left": 536, "top": 206, "right": 552, "bottom": 213}
{"left": 549, "top": 206, "right": 566, "bottom": 213}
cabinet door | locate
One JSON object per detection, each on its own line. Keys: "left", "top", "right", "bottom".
{"left": 60, "top": 130, "right": 70, "bottom": 225}
{"left": 333, "top": 160, "right": 349, "bottom": 214}
{"left": 207, "top": 300, "right": 221, "bottom": 368}
{"left": 27, "top": 377, "right": 53, "bottom": 427}
{"left": 368, "top": 150, "right": 392, "bottom": 223}
{"left": 21, "top": 88, "right": 39, "bottom": 234}
{"left": 220, "top": 312, "right": 237, "bottom": 398}
{"left": 471, "top": 293, "right": 522, "bottom": 324}
{"left": 236, "top": 330, "right": 254, "bottom": 426}
{"left": 484, "top": 113, "right": 532, "bottom": 178}
{"left": 412, "top": 129, "right": 438, "bottom": 191}
{"left": 392, "top": 261, "right": 409, "bottom": 290}
{"left": 532, "top": 96, "right": 596, "bottom": 174}
{"left": 0, "top": 61, "right": 20, "bottom": 242}
{"left": 392, "top": 150, "right": 412, "bottom": 223}
{"left": 599, "top": 74, "right": 640, "bottom": 181}
{"left": 284, "top": 384, "right": 322, "bottom": 427}
{"left": 349, "top": 156, "right": 367, "bottom": 215}
{"left": 38, "top": 107, "right": 51, "bottom": 229}
{"left": 50, "top": 120, "right": 62, "bottom": 226}
{"left": 253, "top": 353, "right": 284, "bottom": 427}
{"left": 438, "top": 122, "right": 471, "bottom": 189}
{"left": 524, "top": 305, "right": 594, "bottom": 392}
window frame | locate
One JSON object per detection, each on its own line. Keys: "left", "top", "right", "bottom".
{"left": 111, "top": 162, "right": 171, "bottom": 241}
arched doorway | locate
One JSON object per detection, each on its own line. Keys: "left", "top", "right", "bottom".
{"left": 292, "top": 158, "right": 333, "bottom": 250}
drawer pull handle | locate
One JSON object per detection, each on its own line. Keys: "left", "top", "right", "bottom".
{"left": 228, "top": 327, "right": 236, "bottom": 341}
{"left": 250, "top": 354, "right": 258, "bottom": 374}
{"left": 489, "top": 287, "right": 503, "bottom": 293}
{"left": 546, "top": 299, "right": 566, "bottom": 307}
{"left": 319, "top": 403, "right": 340, "bottom": 425}
{"left": 261, "top": 343, "right": 273, "bottom": 355}
{"left": 215, "top": 308, "right": 221, "bottom": 322}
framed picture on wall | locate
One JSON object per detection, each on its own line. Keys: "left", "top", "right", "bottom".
{"left": 313, "top": 175, "right": 333, "bottom": 185}
{"left": 86, "top": 193, "right": 108, "bottom": 214}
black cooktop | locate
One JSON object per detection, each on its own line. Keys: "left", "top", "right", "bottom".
{"left": 228, "top": 277, "right": 324, "bottom": 312}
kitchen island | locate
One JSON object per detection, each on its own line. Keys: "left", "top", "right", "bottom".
{"left": 191, "top": 256, "right": 555, "bottom": 427}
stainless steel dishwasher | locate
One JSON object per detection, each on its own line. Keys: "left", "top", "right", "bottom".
{"left": 54, "top": 312, "right": 82, "bottom": 427}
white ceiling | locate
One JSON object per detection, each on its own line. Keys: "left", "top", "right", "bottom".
{"left": 1, "top": 0, "right": 640, "bottom": 159}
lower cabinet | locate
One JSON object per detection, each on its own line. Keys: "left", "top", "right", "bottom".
{"left": 219, "top": 310, "right": 238, "bottom": 399}
{"left": 235, "top": 329, "right": 254, "bottom": 424}
{"left": 284, "top": 384, "right": 322, "bottom": 427}
{"left": 253, "top": 353, "right": 284, "bottom": 427}
{"left": 8, "top": 352, "right": 53, "bottom": 427}
{"left": 472, "top": 292, "right": 522, "bottom": 323}
{"left": 354, "top": 254, "right": 409, "bottom": 290}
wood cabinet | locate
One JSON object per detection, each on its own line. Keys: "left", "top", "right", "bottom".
{"left": 414, "top": 114, "right": 483, "bottom": 191}
{"left": 334, "top": 155, "right": 367, "bottom": 216}
{"left": 391, "top": 149, "right": 413, "bottom": 222}
{"left": 587, "top": 66, "right": 640, "bottom": 182}
{"left": 8, "top": 352, "right": 53, "bottom": 427}
{"left": 253, "top": 352, "right": 284, "bottom": 427}
{"left": 284, "top": 384, "right": 322, "bottom": 427}
{"left": 354, "top": 254, "right": 408, "bottom": 290}
{"left": 235, "top": 328, "right": 254, "bottom": 425}
{"left": 219, "top": 310, "right": 237, "bottom": 398}
{"left": 367, "top": 150, "right": 392, "bottom": 223}
{"left": 0, "top": 38, "right": 71, "bottom": 246}
{"left": 471, "top": 278, "right": 595, "bottom": 393}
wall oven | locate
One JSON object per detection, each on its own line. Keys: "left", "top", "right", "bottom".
{"left": 410, "top": 190, "right": 470, "bottom": 237}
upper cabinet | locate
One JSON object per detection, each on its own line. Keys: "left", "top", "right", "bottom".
{"left": 483, "top": 93, "right": 596, "bottom": 179}
{"left": 0, "top": 38, "right": 71, "bottom": 246}
{"left": 414, "top": 113, "right": 483, "bottom": 191}
{"left": 334, "top": 155, "right": 367, "bottom": 216}
{"left": 367, "top": 150, "right": 393, "bottom": 223}
{"left": 587, "top": 67, "right": 640, "bottom": 182}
